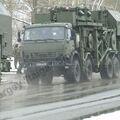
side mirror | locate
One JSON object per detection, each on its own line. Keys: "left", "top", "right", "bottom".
{"left": 71, "top": 30, "right": 76, "bottom": 40}
{"left": 17, "top": 31, "right": 21, "bottom": 42}
{"left": 66, "top": 29, "right": 71, "bottom": 43}
{"left": 76, "top": 34, "right": 80, "bottom": 48}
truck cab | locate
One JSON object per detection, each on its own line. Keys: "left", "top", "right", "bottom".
{"left": 22, "top": 22, "right": 81, "bottom": 84}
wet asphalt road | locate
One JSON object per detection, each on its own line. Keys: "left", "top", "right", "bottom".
{"left": 0, "top": 72, "right": 120, "bottom": 114}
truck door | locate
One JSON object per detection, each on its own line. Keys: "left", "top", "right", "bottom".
{"left": 0, "top": 35, "right": 2, "bottom": 80}
{"left": 0, "top": 35, "right": 2, "bottom": 57}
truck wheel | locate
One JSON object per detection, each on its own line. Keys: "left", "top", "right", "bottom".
{"left": 0, "top": 77, "right": 1, "bottom": 83}
{"left": 64, "top": 71, "right": 74, "bottom": 83}
{"left": 100, "top": 56, "right": 113, "bottom": 79}
{"left": 65, "top": 58, "right": 81, "bottom": 83}
{"left": 41, "top": 71, "right": 53, "bottom": 85}
{"left": 84, "top": 58, "right": 92, "bottom": 81}
{"left": 5, "top": 62, "right": 11, "bottom": 72}
{"left": 25, "top": 69, "right": 39, "bottom": 85}
{"left": 1, "top": 62, "right": 11, "bottom": 72}
{"left": 113, "top": 56, "right": 120, "bottom": 78}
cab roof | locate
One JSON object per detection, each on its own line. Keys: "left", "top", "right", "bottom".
{"left": 25, "top": 23, "right": 72, "bottom": 29}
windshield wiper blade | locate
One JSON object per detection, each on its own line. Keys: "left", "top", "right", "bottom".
{"left": 43, "top": 38, "right": 59, "bottom": 42}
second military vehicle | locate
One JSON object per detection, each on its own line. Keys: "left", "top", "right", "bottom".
{"left": 0, "top": 2, "right": 12, "bottom": 74}
{"left": 21, "top": 7, "right": 120, "bottom": 84}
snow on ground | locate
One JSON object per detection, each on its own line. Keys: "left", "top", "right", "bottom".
{"left": 84, "top": 111, "right": 120, "bottom": 120}
{"left": 9, "top": 57, "right": 120, "bottom": 120}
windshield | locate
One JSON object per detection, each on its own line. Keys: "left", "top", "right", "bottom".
{"left": 24, "top": 27, "right": 65, "bottom": 41}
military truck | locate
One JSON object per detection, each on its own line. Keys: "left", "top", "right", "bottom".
{"left": 0, "top": 2, "right": 12, "bottom": 74}
{"left": 21, "top": 7, "right": 120, "bottom": 84}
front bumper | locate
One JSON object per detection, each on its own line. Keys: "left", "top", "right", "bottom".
{"left": 23, "top": 58, "right": 71, "bottom": 69}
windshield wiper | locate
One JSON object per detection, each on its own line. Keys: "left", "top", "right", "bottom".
{"left": 24, "top": 38, "right": 61, "bottom": 42}
{"left": 42, "top": 38, "right": 60, "bottom": 42}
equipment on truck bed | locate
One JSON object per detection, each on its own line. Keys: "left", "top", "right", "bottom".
{"left": 21, "top": 6, "right": 120, "bottom": 85}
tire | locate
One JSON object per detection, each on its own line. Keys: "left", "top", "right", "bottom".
{"left": 100, "top": 56, "right": 113, "bottom": 79}
{"left": 1, "top": 62, "right": 11, "bottom": 72}
{"left": 64, "top": 58, "right": 81, "bottom": 83}
{"left": 6, "top": 62, "right": 11, "bottom": 72}
{"left": 113, "top": 56, "right": 120, "bottom": 78}
{"left": 84, "top": 58, "right": 93, "bottom": 81}
{"left": 0, "top": 77, "right": 1, "bottom": 83}
{"left": 64, "top": 71, "right": 74, "bottom": 83}
{"left": 41, "top": 71, "right": 53, "bottom": 85}
{"left": 25, "top": 69, "right": 39, "bottom": 85}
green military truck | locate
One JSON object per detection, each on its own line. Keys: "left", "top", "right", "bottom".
{"left": 21, "top": 7, "right": 120, "bottom": 85}
{"left": 0, "top": 2, "right": 12, "bottom": 74}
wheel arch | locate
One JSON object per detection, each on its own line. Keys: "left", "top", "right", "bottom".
{"left": 70, "top": 50, "right": 81, "bottom": 62}
{"left": 84, "top": 52, "right": 93, "bottom": 61}
{"left": 84, "top": 52, "right": 94, "bottom": 69}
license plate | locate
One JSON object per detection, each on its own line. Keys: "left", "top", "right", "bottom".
{"left": 36, "top": 63, "right": 47, "bottom": 66}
